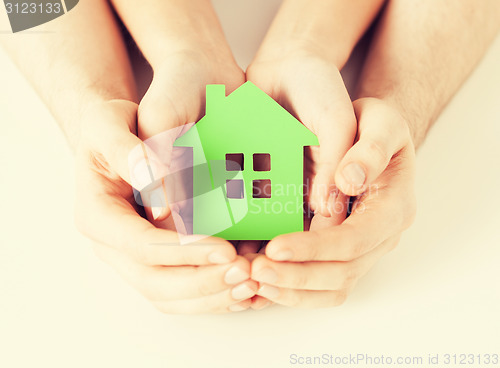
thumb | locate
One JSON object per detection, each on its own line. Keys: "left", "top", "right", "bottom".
{"left": 289, "top": 80, "right": 357, "bottom": 219}
{"left": 250, "top": 65, "right": 358, "bottom": 219}
{"left": 335, "top": 98, "right": 411, "bottom": 196}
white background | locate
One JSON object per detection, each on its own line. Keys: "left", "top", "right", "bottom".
{"left": 1, "top": 1, "right": 499, "bottom": 367}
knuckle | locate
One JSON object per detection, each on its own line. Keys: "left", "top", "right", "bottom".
{"left": 293, "top": 271, "right": 310, "bottom": 290}
{"left": 365, "top": 138, "right": 390, "bottom": 167}
{"left": 340, "top": 263, "right": 359, "bottom": 289}
{"left": 390, "top": 109, "right": 412, "bottom": 140}
{"left": 342, "top": 225, "right": 370, "bottom": 261}
{"left": 305, "top": 231, "right": 323, "bottom": 260}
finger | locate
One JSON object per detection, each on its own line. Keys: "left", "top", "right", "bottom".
{"left": 94, "top": 243, "right": 254, "bottom": 301}
{"left": 267, "top": 142, "right": 416, "bottom": 263}
{"left": 265, "top": 186, "right": 410, "bottom": 262}
{"left": 243, "top": 253, "right": 260, "bottom": 262}
{"left": 257, "top": 285, "right": 348, "bottom": 309}
{"left": 286, "top": 68, "right": 356, "bottom": 218}
{"left": 131, "top": 125, "right": 195, "bottom": 222}
{"left": 136, "top": 76, "right": 198, "bottom": 223}
{"left": 76, "top": 163, "right": 236, "bottom": 266}
{"left": 335, "top": 98, "right": 411, "bottom": 196}
{"left": 138, "top": 74, "right": 203, "bottom": 222}
{"left": 228, "top": 299, "right": 253, "bottom": 313}
{"left": 137, "top": 71, "right": 243, "bottom": 222}
{"left": 252, "top": 236, "right": 400, "bottom": 290}
{"left": 152, "top": 282, "right": 256, "bottom": 314}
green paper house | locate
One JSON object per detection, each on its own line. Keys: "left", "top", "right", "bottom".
{"left": 174, "top": 82, "right": 318, "bottom": 240}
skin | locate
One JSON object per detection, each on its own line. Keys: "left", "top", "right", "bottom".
{"left": 250, "top": 0, "right": 500, "bottom": 308}
{"left": 2, "top": 0, "right": 499, "bottom": 312}
{"left": 1, "top": 0, "right": 255, "bottom": 314}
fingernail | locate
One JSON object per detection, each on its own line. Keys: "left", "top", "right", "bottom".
{"left": 342, "top": 163, "right": 366, "bottom": 186}
{"left": 231, "top": 283, "right": 256, "bottom": 300}
{"left": 152, "top": 206, "right": 163, "bottom": 220}
{"left": 254, "top": 267, "right": 278, "bottom": 284}
{"left": 208, "top": 252, "right": 232, "bottom": 265}
{"left": 258, "top": 284, "right": 280, "bottom": 299}
{"left": 229, "top": 303, "right": 248, "bottom": 312}
{"left": 224, "top": 266, "right": 249, "bottom": 285}
{"left": 271, "top": 250, "right": 293, "bottom": 261}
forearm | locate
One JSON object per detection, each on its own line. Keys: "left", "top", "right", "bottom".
{"left": 110, "top": 0, "right": 236, "bottom": 70}
{"left": 254, "top": 0, "right": 386, "bottom": 68}
{"left": 356, "top": 0, "right": 500, "bottom": 147}
{"left": 0, "top": 0, "right": 136, "bottom": 149}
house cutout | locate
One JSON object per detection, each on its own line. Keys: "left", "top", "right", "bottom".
{"left": 174, "top": 81, "right": 318, "bottom": 240}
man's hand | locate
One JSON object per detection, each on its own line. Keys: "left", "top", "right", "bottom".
{"left": 251, "top": 98, "right": 416, "bottom": 308}
{"left": 75, "top": 100, "right": 257, "bottom": 314}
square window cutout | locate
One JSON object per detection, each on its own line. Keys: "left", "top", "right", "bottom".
{"left": 253, "top": 153, "right": 271, "bottom": 171}
{"left": 226, "top": 153, "right": 244, "bottom": 171}
{"left": 226, "top": 179, "right": 244, "bottom": 199}
{"left": 252, "top": 179, "right": 271, "bottom": 198}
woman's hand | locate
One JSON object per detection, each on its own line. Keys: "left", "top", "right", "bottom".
{"left": 136, "top": 48, "right": 245, "bottom": 223}
{"left": 75, "top": 99, "right": 257, "bottom": 314}
{"left": 251, "top": 98, "right": 417, "bottom": 308}
{"left": 247, "top": 51, "right": 356, "bottom": 220}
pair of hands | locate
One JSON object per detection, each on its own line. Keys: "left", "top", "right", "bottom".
{"left": 75, "top": 47, "right": 416, "bottom": 313}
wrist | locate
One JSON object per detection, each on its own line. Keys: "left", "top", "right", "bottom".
{"left": 149, "top": 39, "right": 238, "bottom": 75}
{"left": 254, "top": 0, "right": 385, "bottom": 70}
{"left": 362, "top": 96, "right": 424, "bottom": 150}
{"left": 254, "top": 31, "right": 350, "bottom": 71}
{"left": 126, "top": 6, "right": 235, "bottom": 71}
